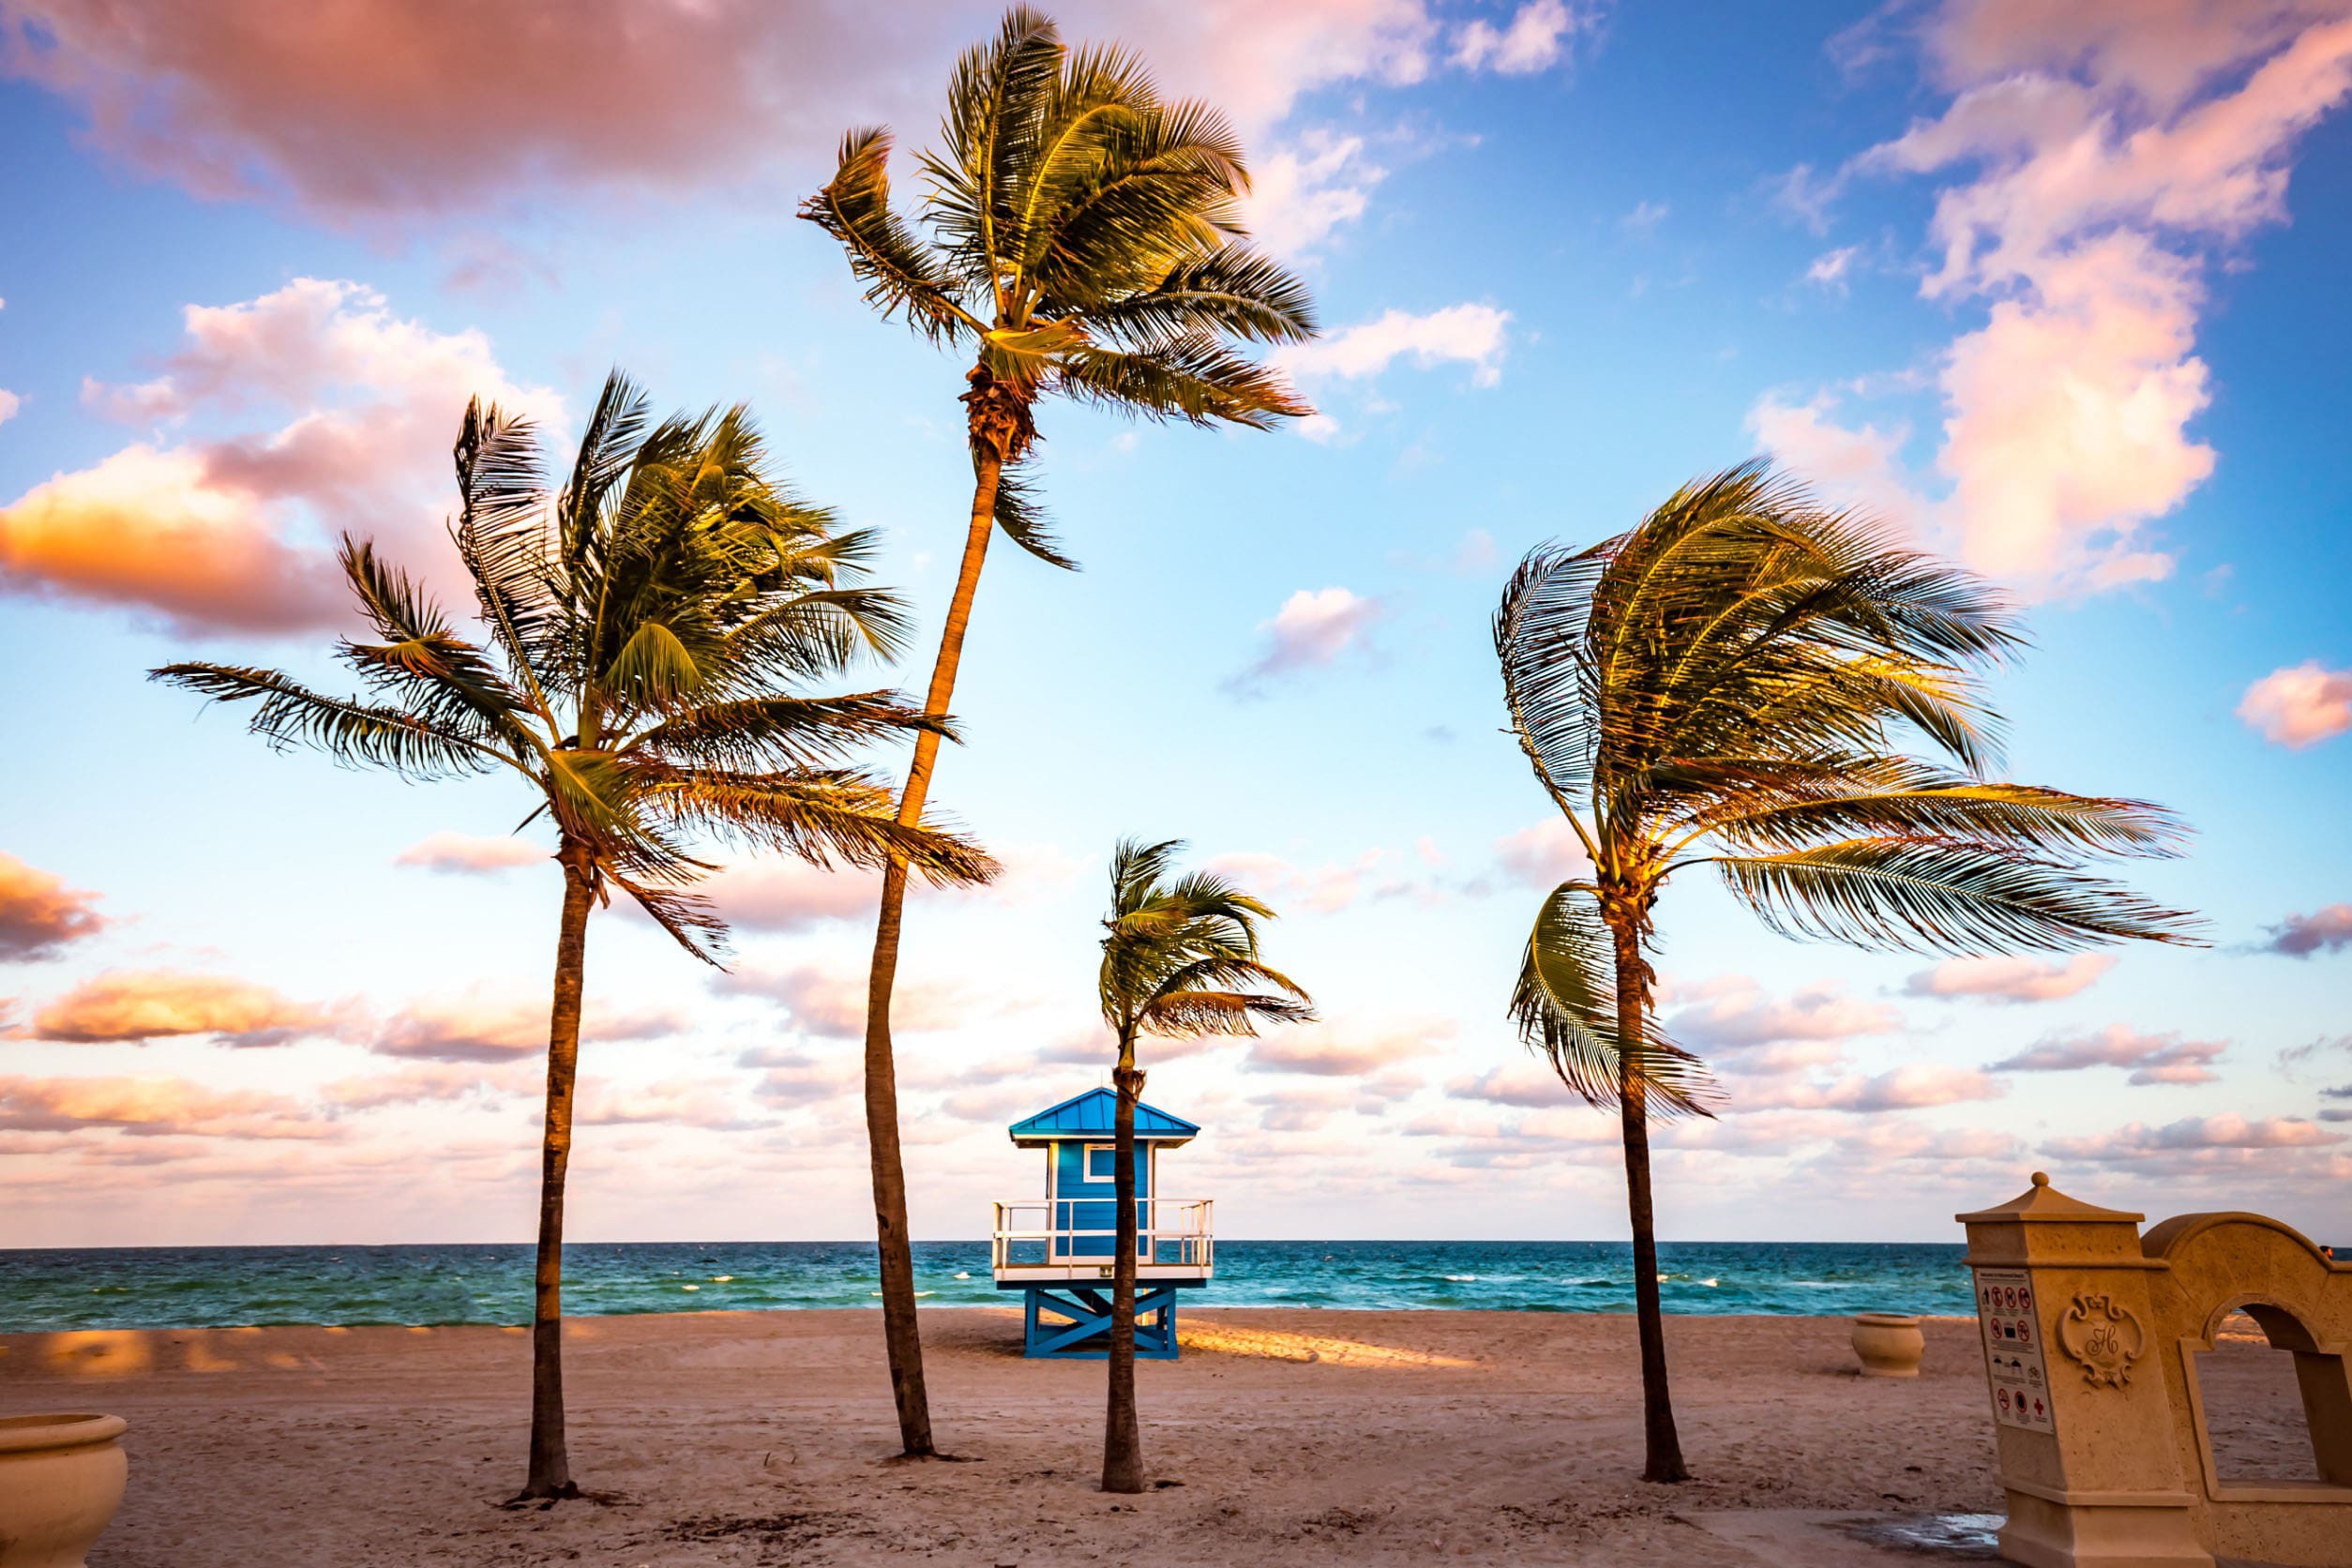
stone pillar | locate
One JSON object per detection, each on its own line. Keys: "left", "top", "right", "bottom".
{"left": 1957, "top": 1172, "right": 2210, "bottom": 1568}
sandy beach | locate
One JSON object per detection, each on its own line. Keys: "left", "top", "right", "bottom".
{"left": 0, "top": 1305, "right": 2314, "bottom": 1566}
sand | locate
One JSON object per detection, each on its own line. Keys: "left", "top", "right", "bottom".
{"left": 0, "top": 1307, "right": 2315, "bottom": 1566}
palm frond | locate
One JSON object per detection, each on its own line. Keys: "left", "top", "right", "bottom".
{"left": 148, "top": 663, "right": 502, "bottom": 779}
{"left": 1712, "top": 837, "right": 2205, "bottom": 954}
{"left": 631, "top": 691, "right": 954, "bottom": 771}
{"left": 641, "top": 764, "right": 997, "bottom": 886}
{"left": 992, "top": 459, "right": 1077, "bottom": 570}
{"left": 1512, "top": 882, "right": 1718, "bottom": 1118}
{"left": 802, "top": 128, "right": 975, "bottom": 341}
{"left": 1055, "top": 334, "right": 1310, "bottom": 427}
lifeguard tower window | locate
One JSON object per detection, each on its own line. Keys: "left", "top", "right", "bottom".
{"left": 1084, "top": 1145, "right": 1117, "bottom": 1181}
{"left": 2191, "top": 1308, "right": 2350, "bottom": 1485}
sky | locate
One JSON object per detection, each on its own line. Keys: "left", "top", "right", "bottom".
{"left": 1, "top": 0, "right": 2348, "bottom": 1251}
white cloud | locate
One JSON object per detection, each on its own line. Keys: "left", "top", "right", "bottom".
{"left": 1805, "top": 244, "right": 1862, "bottom": 289}
{"left": 0, "top": 389, "right": 18, "bottom": 427}
{"left": 1453, "top": 0, "right": 1585, "bottom": 75}
{"left": 1274, "top": 304, "right": 1513, "bottom": 388}
{"left": 1240, "top": 128, "right": 1386, "bottom": 257}
{"left": 2239, "top": 661, "right": 2352, "bottom": 747}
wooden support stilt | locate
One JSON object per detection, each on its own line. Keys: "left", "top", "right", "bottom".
{"left": 1019, "top": 1285, "right": 1181, "bottom": 1359}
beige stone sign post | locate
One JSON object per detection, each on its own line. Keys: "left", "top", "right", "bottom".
{"left": 1958, "top": 1172, "right": 2352, "bottom": 1568}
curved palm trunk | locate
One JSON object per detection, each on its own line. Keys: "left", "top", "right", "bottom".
{"left": 1609, "top": 912, "right": 1690, "bottom": 1485}
{"left": 521, "top": 841, "right": 595, "bottom": 1500}
{"left": 1102, "top": 1046, "right": 1145, "bottom": 1493}
{"left": 862, "top": 417, "right": 1006, "bottom": 1458}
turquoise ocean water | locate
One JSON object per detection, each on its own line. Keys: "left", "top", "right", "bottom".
{"left": 1, "top": 1240, "right": 1975, "bottom": 1332}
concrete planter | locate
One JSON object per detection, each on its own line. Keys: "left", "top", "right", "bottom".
{"left": 0, "top": 1414, "right": 128, "bottom": 1568}
{"left": 1851, "top": 1313, "right": 1926, "bottom": 1378}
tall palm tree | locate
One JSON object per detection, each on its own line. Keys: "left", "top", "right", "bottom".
{"left": 801, "top": 5, "right": 1318, "bottom": 1455}
{"left": 1493, "top": 461, "right": 2200, "bottom": 1484}
{"left": 1094, "top": 837, "right": 1312, "bottom": 1493}
{"left": 151, "top": 372, "right": 994, "bottom": 1500}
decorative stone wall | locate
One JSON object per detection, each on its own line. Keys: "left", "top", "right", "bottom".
{"left": 1957, "top": 1174, "right": 2352, "bottom": 1568}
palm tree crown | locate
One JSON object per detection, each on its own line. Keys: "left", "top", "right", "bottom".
{"left": 1499, "top": 460, "right": 2200, "bottom": 1113}
{"left": 155, "top": 370, "right": 995, "bottom": 946}
{"left": 1098, "top": 837, "right": 1315, "bottom": 1044}
{"left": 802, "top": 4, "right": 1318, "bottom": 561}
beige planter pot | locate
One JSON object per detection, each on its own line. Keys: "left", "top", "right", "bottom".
{"left": 1851, "top": 1313, "right": 1926, "bottom": 1378}
{"left": 0, "top": 1414, "right": 128, "bottom": 1568}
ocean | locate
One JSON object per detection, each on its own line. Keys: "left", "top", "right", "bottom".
{"left": 0, "top": 1240, "right": 1975, "bottom": 1333}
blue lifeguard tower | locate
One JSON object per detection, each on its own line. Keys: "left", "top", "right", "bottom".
{"left": 989, "top": 1087, "right": 1214, "bottom": 1359}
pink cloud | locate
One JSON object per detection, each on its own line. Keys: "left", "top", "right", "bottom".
{"left": 1489, "top": 818, "right": 1594, "bottom": 890}
{"left": 1904, "top": 953, "right": 2116, "bottom": 1003}
{"left": 1448, "top": 1062, "right": 1581, "bottom": 1108}
{"left": 27, "top": 969, "right": 333, "bottom": 1047}
{"left": 2266, "top": 903, "right": 2352, "bottom": 957}
{"left": 321, "top": 1061, "right": 535, "bottom": 1111}
{"left": 1745, "top": 1062, "right": 2006, "bottom": 1113}
{"left": 577, "top": 1079, "right": 763, "bottom": 1131}
{"left": 1668, "top": 976, "right": 1902, "bottom": 1050}
{"left": 1226, "top": 586, "right": 1383, "bottom": 693}
{"left": 1762, "top": 5, "right": 2352, "bottom": 598}
{"left": 2047, "top": 1112, "right": 2344, "bottom": 1161}
{"left": 712, "top": 962, "right": 986, "bottom": 1039}
{"left": 373, "top": 991, "right": 686, "bottom": 1063}
{"left": 1245, "top": 1020, "right": 1447, "bottom": 1077}
{"left": 0, "top": 851, "right": 106, "bottom": 960}
{"left": 0, "top": 1073, "right": 329, "bottom": 1138}
{"left": 393, "top": 832, "right": 547, "bottom": 876}
{"left": 1993, "top": 1024, "right": 2227, "bottom": 1084}
{"left": 0, "top": 2, "right": 1575, "bottom": 224}
{"left": 2239, "top": 662, "right": 2352, "bottom": 747}
{"left": 0, "top": 279, "right": 557, "bottom": 635}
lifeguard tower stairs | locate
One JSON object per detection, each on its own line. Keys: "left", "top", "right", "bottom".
{"left": 990, "top": 1088, "right": 1213, "bottom": 1360}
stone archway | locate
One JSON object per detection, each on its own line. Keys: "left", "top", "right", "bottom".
{"left": 1957, "top": 1177, "right": 2352, "bottom": 1568}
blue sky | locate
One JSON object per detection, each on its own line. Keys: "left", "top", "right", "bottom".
{"left": 2, "top": 0, "right": 2347, "bottom": 1249}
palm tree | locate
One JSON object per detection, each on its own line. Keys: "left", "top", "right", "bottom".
{"left": 1493, "top": 461, "right": 2200, "bottom": 1484}
{"left": 1093, "top": 837, "right": 1313, "bottom": 1492}
{"left": 151, "top": 372, "right": 995, "bottom": 1500}
{"left": 800, "top": 6, "right": 1318, "bottom": 1455}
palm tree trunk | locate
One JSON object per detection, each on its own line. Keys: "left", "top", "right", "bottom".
{"left": 1609, "top": 912, "right": 1689, "bottom": 1485}
{"left": 861, "top": 410, "right": 1006, "bottom": 1459}
{"left": 1102, "top": 1044, "right": 1145, "bottom": 1494}
{"left": 521, "top": 839, "right": 594, "bottom": 1500}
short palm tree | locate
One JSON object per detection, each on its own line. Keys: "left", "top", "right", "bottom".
{"left": 801, "top": 5, "right": 1317, "bottom": 1455}
{"left": 152, "top": 372, "right": 994, "bottom": 1500}
{"left": 1094, "top": 837, "right": 1313, "bottom": 1492}
{"left": 1493, "top": 461, "right": 2200, "bottom": 1483}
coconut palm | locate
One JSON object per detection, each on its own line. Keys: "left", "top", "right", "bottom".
{"left": 1093, "top": 837, "right": 1312, "bottom": 1492}
{"left": 800, "top": 5, "right": 1317, "bottom": 1455}
{"left": 151, "top": 372, "right": 995, "bottom": 1500}
{"left": 1493, "top": 461, "right": 2200, "bottom": 1484}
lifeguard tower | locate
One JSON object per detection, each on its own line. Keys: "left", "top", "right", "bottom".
{"left": 990, "top": 1088, "right": 1214, "bottom": 1359}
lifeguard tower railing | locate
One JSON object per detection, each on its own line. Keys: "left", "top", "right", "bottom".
{"left": 990, "top": 1198, "right": 1214, "bottom": 1283}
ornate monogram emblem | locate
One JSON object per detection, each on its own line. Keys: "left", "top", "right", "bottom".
{"left": 2058, "top": 1292, "right": 2146, "bottom": 1388}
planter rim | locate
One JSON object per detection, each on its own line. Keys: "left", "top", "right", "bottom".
{"left": 1851, "top": 1312, "right": 1922, "bottom": 1326}
{"left": 0, "top": 1413, "right": 128, "bottom": 1455}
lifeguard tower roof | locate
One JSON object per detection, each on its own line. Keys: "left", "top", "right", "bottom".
{"left": 1007, "top": 1087, "right": 1199, "bottom": 1148}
